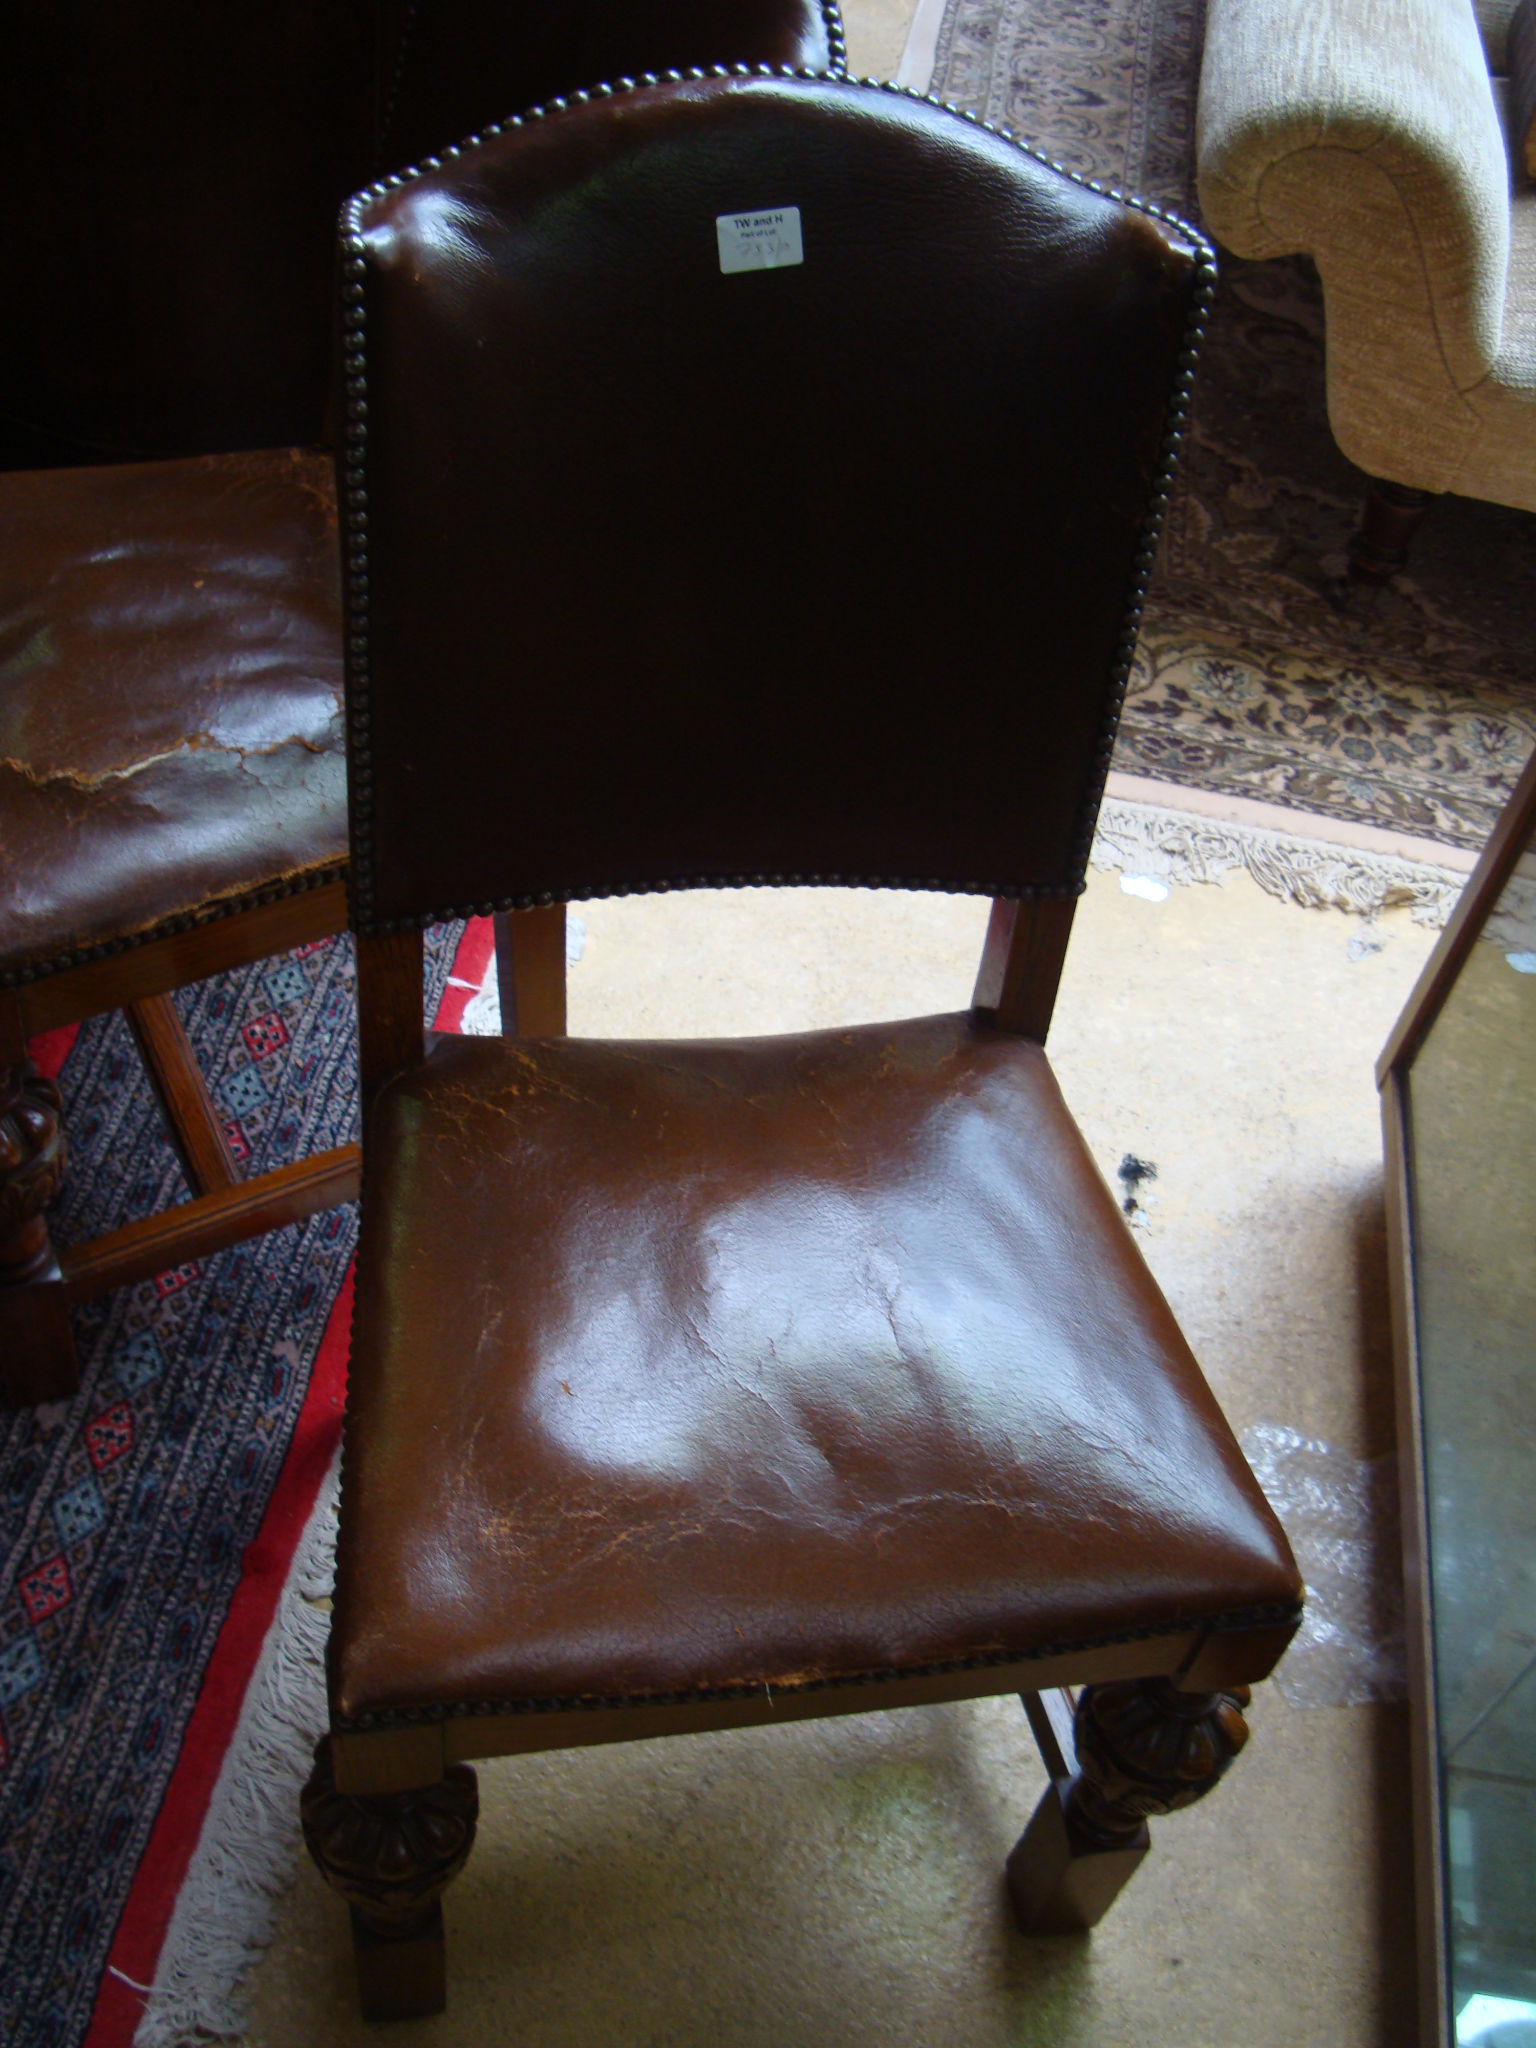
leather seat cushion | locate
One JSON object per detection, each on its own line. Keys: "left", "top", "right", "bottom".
{"left": 331, "top": 1012, "right": 1301, "bottom": 1725}
{"left": 0, "top": 449, "right": 346, "bottom": 980}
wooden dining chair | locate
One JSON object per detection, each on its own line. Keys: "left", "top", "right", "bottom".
{"left": 292, "top": 70, "right": 1305, "bottom": 2020}
{"left": 0, "top": 3, "right": 841, "bottom": 1409}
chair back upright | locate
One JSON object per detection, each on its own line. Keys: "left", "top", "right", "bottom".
{"left": 341, "top": 77, "right": 1211, "bottom": 980}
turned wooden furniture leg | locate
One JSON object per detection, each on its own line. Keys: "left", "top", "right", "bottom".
{"left": 1010, "top": 1678, "right": 1251, "bottom": 1933}
{"left": 1347, "top": 479, "right": 1433, "bottom": 585}
{"left": 301, "top": 1736, "right": 480, "bottom": 2021}
{"left": 494, "top": 903, "right": 567, "bottom": 1036}
{"left": 0, "top": 994, "right": 77, "bottom": 1405}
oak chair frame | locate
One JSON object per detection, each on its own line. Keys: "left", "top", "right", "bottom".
{"left": 297, "top": 70, "right": 1299, "bottom": 2016}
{"left": 302, "top": 891, "right": 1285, "bottom": 2019}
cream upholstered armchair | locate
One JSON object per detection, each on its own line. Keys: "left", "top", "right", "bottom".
{"left": 1197, "top": 0, "right": 1536, "bottom": 577}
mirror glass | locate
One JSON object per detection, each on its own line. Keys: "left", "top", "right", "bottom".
{"left": 1406, "top": 817, "right": 1536, "bottom": 2043}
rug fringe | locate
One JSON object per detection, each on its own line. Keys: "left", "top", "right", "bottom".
{"left": 134, "top": 1461, "right": 338, "bottom": 2048}
{"left": 1091, "top": 796, "right": 1464, "bottom": 925}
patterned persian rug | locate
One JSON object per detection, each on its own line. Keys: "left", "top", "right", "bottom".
{"left": 927, "top": 0, "right": 1536, "bottom": 850}
{"left": 0, "top": 926, "right": 460, "bottom": 2048}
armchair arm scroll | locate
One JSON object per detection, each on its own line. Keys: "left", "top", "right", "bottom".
{"left": 1196, "top": 0, "right": 1513, "bottom": 490}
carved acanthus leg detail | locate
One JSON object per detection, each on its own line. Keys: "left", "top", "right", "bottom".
{"left": 1009, "top": 1678, "right": 1252, "bottom": 1933}
{"left": 0, "top": 1057, "right": 77, "bottom": 1406}
{"left": 301, "top": 1735, "right": 479, "bottom": 2021}
{"left": 0, "top": 1059, "right": 66, "bottom": 1261}
{"left": 1069, "top": 1677, "right": 1250, "bottom": 1841}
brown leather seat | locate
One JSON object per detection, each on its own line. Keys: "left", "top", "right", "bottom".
{"left": 302, "top": 73, "right": 1303, "bottom": 2022}
{"left": 335, "top": 1018, "right": 1299, "bottom": 1727}
{"left": 0, "top": 2, "right": 840, "bottom": 1406}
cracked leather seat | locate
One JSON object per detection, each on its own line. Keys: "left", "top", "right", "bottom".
{"left": 334, "top": 1017, "right": 1300, "bottom": 1727}
{"left": 0, "top": 451, "right": 347, "bottom": 980}
{"left": 0, "top": 0, "right": 841, "bottom": 1405}
{"left": 302, "top": 74, "right": 1304, "bottom": 2023}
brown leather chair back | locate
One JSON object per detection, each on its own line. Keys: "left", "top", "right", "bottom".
{"left": 0, "top": 4, "right": 839, "bottom": 470}
{"left": 342, "top": 76, "right": 1211, "bottom": 934}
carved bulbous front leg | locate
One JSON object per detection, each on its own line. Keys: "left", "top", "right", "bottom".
{"left": 1069, "top": 1677, "right": 1250, "bottom": 1843}
{"left": 301, "top": 1736, "right": 479, "bottom": 2021}
{"left": 1009, "top": 1678, "right": 1252, "bottom": 1933}
{"left": 0, "top": 1059, "right": 66, "bottom": 1263}
{"left": 0, "top": 1057, "right": 77, "bottom": 1406}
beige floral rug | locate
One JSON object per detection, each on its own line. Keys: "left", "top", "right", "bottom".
{"left": 926, "top": 0, "right": 1536, "bottom": 850}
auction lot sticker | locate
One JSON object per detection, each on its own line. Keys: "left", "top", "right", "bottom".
{"left": 717, "top": 207, "right": 804, "bottom": 273}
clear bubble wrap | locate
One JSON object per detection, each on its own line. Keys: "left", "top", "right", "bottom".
{"left": 1240, "top": 1421, "right": 1407, "bottom": 1708}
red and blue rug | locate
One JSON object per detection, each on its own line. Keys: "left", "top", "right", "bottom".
{"left": 0, "top": 918, "right": 482, "bottom": 2048}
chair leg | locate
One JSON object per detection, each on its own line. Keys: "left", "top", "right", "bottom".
{"left": 1347, "top": 479, "right": 1433, "bottom": 585}
{"left": 1008, "top": 1678, "right": 1251, "bottom": 1933}
{"left": 0, "top": 1046, "right": 77, "bottom": 1405}
{"left": 301, "top": 1736, "right": 480, "bottom": 2021}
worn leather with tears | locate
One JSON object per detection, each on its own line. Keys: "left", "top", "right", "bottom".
{"left": 0, "top": 449, "right": 347, "bottom": 980}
